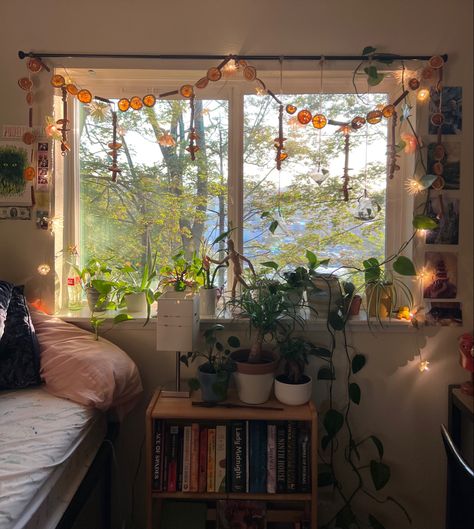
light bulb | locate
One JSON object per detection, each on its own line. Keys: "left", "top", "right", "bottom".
{"left": 418, "top": 360, "right": 430, "bottom": 372}
{"left": 417, "top": 89, "right": 430, "bottom": 102}
{"left": 37, "top": 264, "right": 50, "bottom": 276}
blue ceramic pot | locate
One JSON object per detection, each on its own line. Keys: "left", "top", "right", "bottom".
{"left": 198, "top": 366, "right": 230, "bottom": 402}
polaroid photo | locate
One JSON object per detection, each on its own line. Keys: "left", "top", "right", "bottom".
{"left": 423, "top": 252, "right": 457, "bottom": 299}
{"left": 425, "top": 196, "right": 459, "bottom": 245}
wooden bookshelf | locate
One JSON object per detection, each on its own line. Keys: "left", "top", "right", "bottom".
{"left": 146, "top": 389, "right": 318, "bottom": 529}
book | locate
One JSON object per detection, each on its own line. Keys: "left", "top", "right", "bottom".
{"left": 162, "top": 424, "right": 169, "bottom": 491}
{"left": 286, "top": 421, "right": 297, "bottom": 492}
{"left": 216, "top": 500, "right": 266, "bottom": 529}
{"left": 230, "top": 421, "right": 246, "bottom": 492}
{"left": 207, "top": 427, "right": 216, "bottom": 492}
{"left": 166, "top": 424, "right": 180, "bottom": 492}
{"left": 182, "top": 425, "right": 192, "bottom": 492}
{"left": 276, "top": 422, "right": 287, "bottom": 493}
{"left": 190, "top": 423, "right": 200, "bottom": 492}
{"left": 266, "top": 423, "right": 276, "bottom": 493}
{"left": 198, "top": 426, "right": 208, "bottom": 492}
{"left": 297, "top": 424, "right": 310, "bottom": 492}
{"left": 245, "top": 421, "right": 250, "bottom": 493}
{"left": 152, "top": 419, "right": 164, "bottom": 491}
{"left": 215, "top": 424, "right": 227, "bottom": 492}
{"left": 177, "top": 425, "right": 184, "bottom": 491}
{"left": 249, "top": 421, "right": 267, "bottom": 493}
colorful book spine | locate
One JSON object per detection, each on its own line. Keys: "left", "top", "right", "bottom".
{"left": 198, "top": 426, "right": 208, "bottom": 492}
{"left": 182, "top": 425, "right": 192, "bottom": 492}
{"left": 266, "top": 423, "right": 276, "bottom": 493}
{"left": 231, "top": 422, "right": 246, "bottom": 492}
{"left": 190, "top": 423, "right": 200, "bottom": 492}
{"left": 215, "top": 424, "right": 227, "bottom": 492}
{"left": 166, "top": 424, "right": 179, "bottom": 492}
{"left": 177, "top": 425, "right": 184, "bottom": 491}
{"left": 249, "top": 421, "right": 267, "bottom": 493}
{"left": 276, "top": 422, "right": 287, "bottom": 493}
{"left": 152, "top": 419, "right": 164, "bottom": 491}
{"left": 162, "top": 424, "right": 169, "bottom": 491}
{"left": 298, "top": 424, "right": 310, "bottom": 492}
{"left": 245, "top": 421, "right": 250, "bottom": 493}
{"left": 286, "top": 421, "right": 297, "bottom": 492}
{"left": 207, "top": 427, "right": 216, "bottom": 492}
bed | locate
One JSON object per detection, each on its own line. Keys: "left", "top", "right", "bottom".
{"left": 0, "top": 281, "right": 143, "bottom": 529}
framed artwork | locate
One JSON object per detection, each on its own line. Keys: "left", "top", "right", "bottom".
{"left": 428, "top": 86, "right": 462, "bottom": 135}
{"left": 423, "top": 252, "right": 457, "bottom": 299}
{"left": 0, "top": 139, "right": 33, "bottom": 206}
{"left": 425, "top": 301, "right": 462, "bottom": 326}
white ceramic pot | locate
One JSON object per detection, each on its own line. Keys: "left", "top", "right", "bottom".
{"left": 274, "top": 375, "right": 313, "bottom": 406}
{"left": 307, "top": 275, "right": 342, "bottom": 320}
{"left": 125, "top": 291, "right": 147, "bottom": 313}
{"left": 199, "top": 286, "right": 218, "bottom": 317}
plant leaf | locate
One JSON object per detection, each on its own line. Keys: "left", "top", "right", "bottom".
{"left": 113, "top": 313, "right": 133, "bottom": 324}
{"left": 211, "top": 229, "right": 233, "bottom": 245}
{"left": 349, "top": 382, "right": 361, "bottom": 405}
{"left": 420, "top": 173, "right": 437, "bottom": 189}
{"left": 370, "top": 460, "right": 391, "bottom": 490}
{"left": 324, "top": 409, "right": 344, "bottom": 438}
{"left": 269, "top": 220, "right": 278, "bottom": 234}
{"left": 335, "top": 505, "right": 356, "bottom": 529}
{"left": 413, "top": 215, "right": 438, "bottom": 230}
{"left": 362, "top": 46, "right": 377, "bottom": 55}
{"left": 329, "top": 310, "right": 345, "bottom": 331}
{"left": 188, "top": 377, "right": 200, "bottom": 391}
{"left": 312, "top": 346, "right": 332, "bottom": 358}
{"left": 318, "top": 366, "right": 335, "bottom": 380}
{"left": 306, "top": 249, "right": 318, "bottom": 268}
{"left": 393, "top": 256, "right": 417, "bottom": 276}
{"left": 261, "top": 261, "right": 279, "bottom": 271}
{"left": 369, "top": 514, "right": 386, "bottom": 529}
{"left": 227, "top": 335, "right": 240, "bottom": 348}
{"left": 318, "top": 463, "right": 335, "bottom": 486}
{"left": 351, "top": 353, "right": 366, "bottom": 374}
{"left": 370, "top": 435, "right": 384, "bottom": 459}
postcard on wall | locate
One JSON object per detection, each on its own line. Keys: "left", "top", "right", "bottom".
{"left": 36, "top": 141, "right": 50, "bottom": 190}
{"left": 427, "top": 142, "right": 460, "bottom": 190}
{"left": 217, "top": 500, "right": 266, "bottom": 529}
{"left": 425, "top": 196, "right": 459, "bottom": 245}
{"left": 423, "top": 252, "right": 457, "bottom": 299}
{"left": 0, "top": 139, "right": 33, "bottom": 206}
{"left": 425, "top": 301, "right": 462, "bottom": 326}
{"left": 428, "top": 87, "right": 462, "bottom": 135}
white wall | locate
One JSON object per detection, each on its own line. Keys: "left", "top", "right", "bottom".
{"left": 0, "top": 1, "right": 472, "bottom": 528}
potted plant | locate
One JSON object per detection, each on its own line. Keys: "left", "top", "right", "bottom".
{"left": 180, "top": 324, "right": 240, "bottom": 402}
{"left": 198, "top": 255, "right": 226, "bottom": 317}
{"left": 72, "top": 257, "right": 113, "bottom": 311}
{"left": 341, "top": 280, "right": 362, "bottom": 318}
{"left": 159, "top": 250, "right": 201, "bottom": 295}
{"left": 274, "top": 336, "right": 318, "bottom": 406}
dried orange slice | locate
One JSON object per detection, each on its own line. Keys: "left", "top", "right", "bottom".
{"left": 18, "top": 77, "right": 33, "bottom": 91}
{"left": 285, "top": 104, "right": 297, "bottom": 115}
{"left": 351, "top": 116, "right": 366, "bottom": 130}
{"left": 279, "top": 151, "right": 288, "bottom": 161}
{"left": 243, "top": 66, "right": 257, "bottom": 81}
{"left": 421, "top": 67, "right": 434, "bottom": 80}
{"left": 382, "top": 104, "right": 395, "bottom": 118}
{"left": 428, "top": 55, "right": 444, "bottom": 69}
{"left": 433, "top": 143, "right": 445, "bottom": 161}
{"left": 207, "top": 67, "right": 222, "bottom": 82}
{"left": 297, "top": 109, "right": 312, "bottom": 125}
{"left": 130, "top": 96, "right": 143, "bottom": 110}
{"left": 22, "top": 131, "right": 35, "bottom": 145}
{"left": 408, "top": 78, "right": 420, "bottom": 90}
{"left": 432, "top": 176, "right": 445, "bottom": 190}
{"left": 108, "top": 142, "right": 122, "bottom": 150}
{"left": 312, "top": 114, "right": 327, "bottom": 129}
{"left": 366, "top": 110, "right": 383, "bottom": 125}
{"left": 238, "top": 59, "right": 248, "bottom": 69}
{"left": 195, "top": 77, "right": 209, "bottom": 90}
{"left": 143, "top": 94, "right": 156, "bottom": 107}
{"left": 51, "top": 74, "right": 66, "bottom": 88}
{"left": 27, "top": 58, "right": 43, "bottom": 73}
{"left": 433, "top": 162, "right": 444, "bottom": 175}
{"left": 430, "top": 112, "right": 444, "bottom": 127}
{"left": 77, "top": 89, "right": 92, "bottom": 104}
{"left": 180, "top": 85, "right": 194, "bottom": 98}
{"left": 23, "top": 166, "right": 36, "bottom": 181}
{"left": 118, "top": 98, "right": 130, "bottom": 112}
{"left": 66, "top": 84, "right": 79, "bottom": 95}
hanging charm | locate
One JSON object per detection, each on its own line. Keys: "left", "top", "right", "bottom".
{"left": 108, "top": 110, "right": 122, "bottom": 181}
{"left": 186, "top": 95, "right": 200, "bottom": 160}
{"left": 387, "top": 110, "right": 400, "bottom": 179}
{"left": 355, "top": 189, "right": 381, "bottom": 221}
{"left": 341, "top": 128, "right": 351, "bottom": 201}
{"left": 275, "top": 104, "right": 287, "bottom": 169}
{"left": 58, "top": 86, "right": 70, "bottom": 154}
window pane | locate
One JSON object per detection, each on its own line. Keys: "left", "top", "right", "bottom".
{"left": 79, "top": 99, "right": 228, "bottom": 284}
{"left": 243, "top": 93, "right": 388, "bottom": 271}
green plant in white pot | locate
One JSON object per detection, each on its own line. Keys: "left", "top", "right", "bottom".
{"left": 180, "top": 324, "right": 240, "bottom": 402}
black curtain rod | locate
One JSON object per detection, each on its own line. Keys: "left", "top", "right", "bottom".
{"left": 18, "top": 50, "right": 448, "bottom": 63}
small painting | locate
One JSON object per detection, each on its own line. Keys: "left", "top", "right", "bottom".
{"left": 0, "top": 139, "right": 33, "bottom": 206}
{"left": 428, "top": 87, "right": 462, "bottom": 135}
{"left": 425, "top": 301, "right": 462, "bottom": 326}
{"left": 425, "top": 196, "right": 459, "bottom": 245}
{"left": 427, "top": 142, "right": 460, "bottom": 190}
{"left": 217, "top": 500, "right": 266, "bottom": 529}
{"left": 423, "top": 252, "right": 457, "bottom": 299}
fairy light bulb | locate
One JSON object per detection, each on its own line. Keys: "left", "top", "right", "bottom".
{"left": 405, "top": 178, "right": 424, "bottom": 195}
{"left": 222, "top": 59, "right": 238, "bottom": 78}
{"left": 255, "top": 86, "right": 266, "bottom": 96}
{"left": 417, "top": 89, "right": 430, "bottom": 102}
{"left": 419, "top": 360, "right": 430, "bottom": 372}
{"left": 37, "top": 264, "right": 50, "bottom": 276}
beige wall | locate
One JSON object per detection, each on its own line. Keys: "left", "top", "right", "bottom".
{"left": 0, "top": 1, "right": 472, "bottom": 528}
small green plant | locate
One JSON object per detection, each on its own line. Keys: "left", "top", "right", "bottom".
{"left": 159, "top": 250, "right": 202, "bottom": 292}
{"left": 278, "top": 336, "right": 321, "bottom": 384}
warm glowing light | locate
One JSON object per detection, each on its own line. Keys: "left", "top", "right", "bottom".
{"left": 288, "top": 116, "right": 303, "bottom": 130}
{"left": 37, "top": 264, "right": 50, "bottom": 276}
{"left": 417, "top": 229, "right": 427, "bottom": 238}
{"left": 419, "top": 360, "right": 430, "bottom": 372}
{"left": 222, "top": 59, "right": 238, "bottom": 77}
{"left": 255, "top": 86, "right": 266, "bottom": 96}
{"left": 400, "top": 133, "right": 418, "bottom": 154}
{"left": 405, "top": 178, "right": 424, "bottom": 195}
{"left": 417, "top": 89, "right": 430, "bottom": 102}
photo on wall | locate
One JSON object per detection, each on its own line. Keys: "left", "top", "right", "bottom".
{"left": 425, "top": 301, "right": 462, "bottom": 326}
{"left": 423, "top": 252, "right": 457, "bottom": 299}
{"left": 427, "top": 142, "right": 460, "bottom": 190}
{"left": 428, "top": 86, "right": 462, "bottom": 135}
{"left": 0, "top": 139, "right": 33, "bottom": 206}
{"left": 425, "top": 196, "right": 459, "bottom": 245}
{"left": 217, "top": 500, "right": 266, "bottom": 529}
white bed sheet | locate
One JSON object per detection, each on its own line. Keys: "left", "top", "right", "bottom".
{"left": 0, "top": 387, "right": 106, "bottom": 529}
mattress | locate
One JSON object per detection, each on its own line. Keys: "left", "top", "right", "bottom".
{"left": 0, "top": 387, "right": 107, "bottom": 529}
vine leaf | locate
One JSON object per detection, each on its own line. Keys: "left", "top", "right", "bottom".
{"left": 329, "top": 310, "right": 345, "bottom": 331}
{"left": 113, "top": 313, "right": 133, "bottom": 324}
{"left": 370, "top": 460, "right": 391, "bottom": 490}
{"left": 352, "top": 353, "right": 366, "bottom": 374}
{"left": 349, "top": 382, "right": 361, "bottom": 405}
{"left": 324, "top": 409, "right": 344, "bottom": 438}
{"left": 369, "top": 513, "right": 386, "bottom": 529}
{"left": 413, "top": 214, "right": 438, "bottom": 230}
{"left": 318, "top": 366, "right": 335, "bottom": 380}
{"left": 312, "top": 346, "right": 332, "bottom": 358}
{"left": 393, "top": 256, "right": 417, "bottom": 276}
{"left": 227, "top": 335, "right": 240, "bottom": 348}
{"left": 261, "top": 261, "right": 279, "bottom": 270}
{"left": 318, "top": 463, "right": 335, "bottom": 487}
{"left": 362, "top": 46, "right": 377, "bottom": 56}
{"left": 335, "top": 505, "right": 356, "bottom": 529}
{"left": 370, "top": 435, "right": 384, "bottom": 459}
{"left": 269, "top": 220, "right": 279, "bottom": 234}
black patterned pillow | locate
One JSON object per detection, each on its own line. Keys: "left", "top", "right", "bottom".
{"left": 0, "top": 280, "right": 13, "bottom": 339}
{"left": 0, "top": 285, "right": 42, "bottom": 389}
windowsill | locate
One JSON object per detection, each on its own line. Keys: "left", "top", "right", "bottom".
{"left": 56, "top": 307, "right": 417, "bottom": 334}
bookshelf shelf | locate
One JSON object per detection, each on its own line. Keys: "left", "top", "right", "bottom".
{"left": 146, "top": 389, "right": 318, "bottom": 529}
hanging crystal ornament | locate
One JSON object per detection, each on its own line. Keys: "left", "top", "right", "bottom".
{"left": 355, "top": 190, "right": 381, "bottom": 221}
{"left": 108, "top": 109, "right": 122, "bottom": 181}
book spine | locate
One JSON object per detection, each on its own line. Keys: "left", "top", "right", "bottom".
{"left": 286, "top": 421, "right": 297, "bottom": 492}
{"left": 297, "top": 423, "right": 310, "bottom": 492}
{"left": 207, "top": 427, "right": 216, "bottom": 492}
{"left": 276, "top": 422, "right": 287, "bottom": 493}
{"left": 166, "top": 425, "right": 179, "bottom": 492}
{"left": 198, "top": 426, "right": 208, "bottom": 493}
{"left": 231, "top": 422, "right": 246, "bottom": 492}
{"left": 245, "top": 421, "right": 249, "bottom": 493}
{"left": 266, "top": 423, "right": 276, "bottom": 493}
{"left": 190, "top": 423, "right": 200, "bottom": 492}
{"left": 249, "top": 421, "right": 267, "bottom": 493}
{"left": 162, "top": 424, "right": 169, "bottom": 491}
{"left": 215, "top": 424, "right": 227, "bottom": 492}
{"left": 182, "top": 425, "right": 192, "bottom": 492}
{"left": 177, "top": 426, "right": 184, "bottom": 491}
{"left": 152, "top": 419, "right": 163, "bottom": 491}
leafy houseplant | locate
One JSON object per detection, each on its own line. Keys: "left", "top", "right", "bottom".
{"left": 72, "top": 258, "right": 114, "bottom": 311}
{"left": 159, "top": 250, "right": 201, "bottom": 293}
{"left": 198, "top": 255, "right": 226, "bottom": 316}
{"left": 180, "top": 324, "right": 240, "bottom": 402}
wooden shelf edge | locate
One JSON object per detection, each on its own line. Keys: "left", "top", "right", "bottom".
{"left": 151, "top": 491, "right": 312, "bottom": 501}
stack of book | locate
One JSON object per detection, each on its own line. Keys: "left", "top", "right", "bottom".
{"left": 152, "top": 420, "right": 311, "bottom": 494}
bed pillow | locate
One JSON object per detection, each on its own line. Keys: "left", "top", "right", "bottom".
{"left": 0, "top": 280, "right": 14, "bottom": 339}
{"left": 30, "top": 308, "right": 143, "bottom": 419}
{"left": 0, "top": 285, "right": 42, "bottom": 389}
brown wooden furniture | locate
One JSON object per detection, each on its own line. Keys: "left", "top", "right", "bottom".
{"left": 146, "top": 389, "right": 318, "bottom": 528}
